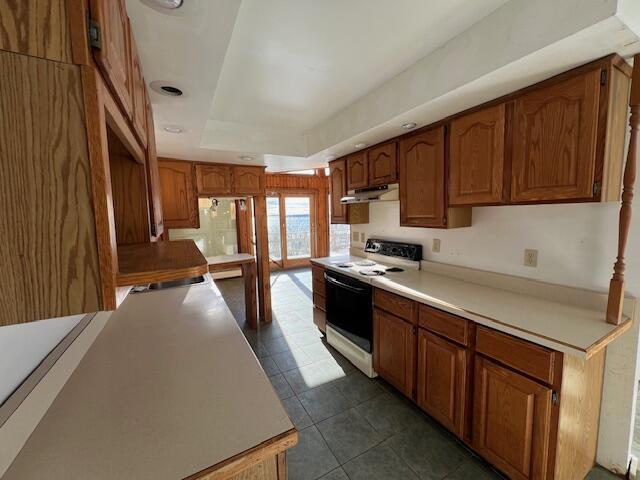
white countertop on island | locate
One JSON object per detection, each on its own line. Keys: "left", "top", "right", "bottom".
{"left": 312, "top": 256, "right": 634, "bottom": 358}
{"left": 3, "top": 279, "right": 294, "bottom": 480}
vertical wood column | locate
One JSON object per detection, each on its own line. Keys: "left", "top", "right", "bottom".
{"left": 254, "top": 195, "right": 272, "bottom": 323}
{"left": 235, "top": 198, "right": 254, "bottom": 255}
{"left": 316, "top": 171, "right": 330, "bottom": 258}
{"left": 241, "top": 262, "right": 258, "bottom": 329}
{"left": 607, "top": 55, "right": 639, "bottom": 325}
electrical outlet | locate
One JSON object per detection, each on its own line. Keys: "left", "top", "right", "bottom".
{"left": 524, "top": 249, "right": 538, "bottom": 267}
{"left": 352, "top": 231, "right": 359, "bottom": 242}
{"left": 432, "top": 238, "right": 441, "bottom": 253}
{"left": 360, "top": 232, "right": 365, "bottom": 243}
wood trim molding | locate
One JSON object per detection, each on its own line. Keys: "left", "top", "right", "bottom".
{"left": 606, "top": 54, "right": 639, "bottom": 325}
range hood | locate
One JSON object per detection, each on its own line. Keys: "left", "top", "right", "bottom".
{"left": 340, "top": 184, "right": 399, "bottom": 204}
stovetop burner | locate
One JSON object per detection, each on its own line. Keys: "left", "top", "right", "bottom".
{"left": 359, "top": 269, "right": 386, "bottom": 276}
{"left": 355, "top": 260, "right": 376, "bottom": 267}
{"left": 385, "top": 267, "right": 404, "bottom": 272}
{"left": 337, "top": 263, "right": 354, "bottom": 268}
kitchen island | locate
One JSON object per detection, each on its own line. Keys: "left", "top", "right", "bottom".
{"left": 2, "top": 277, "right": 296, "bottom": 479}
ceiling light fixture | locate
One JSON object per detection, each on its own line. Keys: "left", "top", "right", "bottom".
{"left": 354, "top": 142, "right": 367, "bottom": 149}
{"left": 149, "top": 0, "right": 183, "bottom": 9}
{"left": 209, "top": 198, "right": 219, "bottom": 214}
{"left": 238, "top": 199, "right": 247, "bottom": 212}
{"left": 239, "top": 155, "right": 254, "bottom": 161}
{"left": 402, "top": 122, "right": 418, "bottom": 130}
{"left": 163, "top": 126, "right": 183, "bottom": 134}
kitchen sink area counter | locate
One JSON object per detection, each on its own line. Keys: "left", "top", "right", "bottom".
{"left": 2, "top": 279, "right": 296, "bottom": 479}
{"left": 311, "top": 256, "right": 635, "bottom": 358}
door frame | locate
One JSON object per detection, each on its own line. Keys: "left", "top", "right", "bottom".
{"left": 266, "top": 189, "right": 318, "bottom": 270}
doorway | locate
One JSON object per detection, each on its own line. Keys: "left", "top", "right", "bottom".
{"left": 267, "top": 192, "right": 316, "bottom": 269}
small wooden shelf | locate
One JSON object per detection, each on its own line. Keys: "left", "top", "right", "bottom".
{"left": 116, "top": 240, "right": 208, "bottom": 287}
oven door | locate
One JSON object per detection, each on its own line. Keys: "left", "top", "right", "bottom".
{"left": 325, "top": 270, "right": 373, "bottom": 353}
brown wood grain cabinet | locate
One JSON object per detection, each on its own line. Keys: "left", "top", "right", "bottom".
{"left": 346, "top": 151, "right": 368, "bottom": 190}
{"left": 129, "top": 33, "right": 147, "bottom": 148}
{"left": 311, "top": 264, "right": 327, "bottom": 332}
{"left": 89, "top": 0, "right": 133, "bottom": 119}
{"left": 195, "top": 164, "right": 232, "bottom": 195}
{"left": 144, "top": 92, "right": 164, "bottom": 238}
{"left": 233, "top": 166, "right": 265, "bottom": 195}
{"left": 368, "top": 141, "right": 397, "bottom": 186}
{"left": 417, "top": 329, "right": 467, "bottom": 437}
{"left": 473, "top": 356, "right": 553, "bottom": 480}
{"left": 449, "top": 104, "right": 506, "bottom": 205}
{"left": 159, "top": 159, "right": 200, "bottom": 229}
{"left": 373, "top": 308, "right": 416, "bottom": 398}
{"left": 399, "top": 126, "right": 471, "bottom": 228}
{"left": 329, "top": 159, "right": 349, "bottom": 223}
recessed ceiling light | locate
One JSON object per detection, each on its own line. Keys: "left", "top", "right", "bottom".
{"left": 150, "top": 80, "right": 184, "bottom": 97}
{"left": 402, "top": 122, "right": 418, "bottom": 129}
{"left": 239, "top": 155, "right": 254, "bottom": 161}
{"left": 354, "top": 142, "right": 367, "bottom": 149}
{"left": 148, "top": 0, "right": 183, "bottom": 9}
{"left": 163, "top": 126, "right": 183, "bottom": 134}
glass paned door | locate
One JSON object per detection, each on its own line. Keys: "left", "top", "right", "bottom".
{"left": 285, "top": 196, "right": 312, "bottom": 260}
{"left": 266, "top": 196, "right": 282, "bottom": 262}
{"left": 267, "top": 192, "right": 316, "bottom": 268}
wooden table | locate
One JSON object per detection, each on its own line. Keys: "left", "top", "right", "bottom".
{"left": 208, "top": 254, "right": 258, "bottom": 329}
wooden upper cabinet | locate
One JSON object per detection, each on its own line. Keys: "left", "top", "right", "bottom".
{"left": 511, "top": 69, "right": 601, "bottom": 203}
{"left": 473, "top": 356, "right": 552, "bottom": 480}
{"left": 399, "top": 127, "right": 446, "bottom": 227}
{"left": 449, "top": 104, "right": 505, "bottom": 205}
{"left": 329, "top": 159, "right": 348, "bottom": 224}
{"left": 368, "top": 141, "right": 397, "bottom": 186}
{"left": 158, "top": 159, "right": 199, "bottom": 229}
{"left": 195, "top": 164, "right": 232, "bottom": 195}
{"left": 417, "top": 330, "right": 467, "bottom": 437}
{"left": 374, "top": 309, "right": 416, "bottom": 398}
{"left": 129, "top": 34, "right": 147, "bottom": 148}
{"left": 90, "top": 0, "right": 133, "bottom": 119}
{"left": 144, "top": 93, "right": 163, "bottom": 238}
{"left": 233, "top": 166, "right": 265, "bottom": 195}
{"left": 347, "top": 152, "right": 368, "bottom": 190}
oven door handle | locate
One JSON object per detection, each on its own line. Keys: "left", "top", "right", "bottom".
{"left": 325, "top": 273, "right": 368, "bottom": 294}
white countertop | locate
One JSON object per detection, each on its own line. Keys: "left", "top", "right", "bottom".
{"left": 3, "top": 280, "right": 293, "bottom": 479}
{"left": 312, "top": 256, "right": 633, "bottom": 357}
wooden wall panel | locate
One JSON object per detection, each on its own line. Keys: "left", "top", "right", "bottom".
{"left": 0, "top": 0, "right": 73, "bottom": 63}
{"left": 0, "top": 51, "right": 101, "bottom": 325}
{"left": 254, "top": 195, "right": 272, "bottom": 323}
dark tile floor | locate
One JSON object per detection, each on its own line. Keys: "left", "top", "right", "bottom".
{"left": 214, "top": 268, "right": 621, "bottom": 480}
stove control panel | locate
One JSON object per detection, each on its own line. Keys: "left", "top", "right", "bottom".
{"left": 364, "top": 239, "right": 422, "bottom": 261}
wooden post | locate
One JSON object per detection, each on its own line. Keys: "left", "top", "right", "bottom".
{"left": 254, "top": 195, "right": 272, "bottom": 323}
{"left": 606, "top": 54, "right": 640, "bottom": 325}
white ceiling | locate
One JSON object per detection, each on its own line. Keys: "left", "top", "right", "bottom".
{"left": 127, "top": 0, "right": 640, "bottom": 171}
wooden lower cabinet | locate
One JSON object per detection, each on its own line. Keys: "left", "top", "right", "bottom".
{"left": 416, "top": 329, "right": 467, "bottom": 437}
{"left": 373, "top": 308, "right": 416, "bottom": 398}
{"left": 311, "top": 265, "right": 326, "bottom": 332}
{"left": 473, "top": 356, "right": 552, "bottom": 480}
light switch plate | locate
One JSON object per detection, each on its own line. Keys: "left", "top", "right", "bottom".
{"left": 352, "top": 231, "right": 359, "bottom": 242}
{"left": 360, "top": 232, "right": 365, "bottom": 243}
{"left": 524, "top": 249, "right": 538, "bottom": 267}
{"left": 432, "top": 238, "right": 441, "bottom": 253}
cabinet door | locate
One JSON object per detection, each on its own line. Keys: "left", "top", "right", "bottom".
{"left": 144, "top": 93, "right": 163, "bottom": 238}
{"left": 329, "top": 159, "right": 348, "bottom": 224}
{"left": 374, "top": 309, "right": 415, "bottom": 398}
{"left": 368, "top": 141, "right": 397, "bottom": 186}
{"left": 416, "top": 330, "right": 467, "bottom": 437}
{"left": 449, "top": 104, "right": 505, "bottom": 205}
{"left": 129, "top": 34, "right": 147, "bottom": 148}
{"left": 158, "top": 160, "right": 199, "bottom": 229}
{"left": 399, "top": 127, "right": 446, "bottom": 227}
{"left": 347, "top": 152, "right": 368, "bottom": 190}
{"left": 473, "top": 357, "right": 552, "bottom": 480}
{"left": 195, "top": 165, "right": 232, "bottom": 195}
{"left": 511, "top": 69, "right": 601, "bottom": 203}
{"left": 90, "top": 0, "right": 133, "bottom": 119}
{"left": 233, "top": 166, "right": 265, "bottom": 195}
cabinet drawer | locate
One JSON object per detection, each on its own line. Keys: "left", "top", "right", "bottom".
{"left": 476, "top": 326, "right": 558, "bottom": 384}
{"left": 313, "top": 292, "right": 326, "bottom": 311}
{"left": 374, "top": 289, "right": 416, "bottom": 323}
{"left": 312, "top": 265, "right": 325, "bottom": 282}
{"left": 313, "top": 277, "right": 326, "bottom": 297}
{"left": 418, "top": 304, "right": 469, "bottom": 346}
